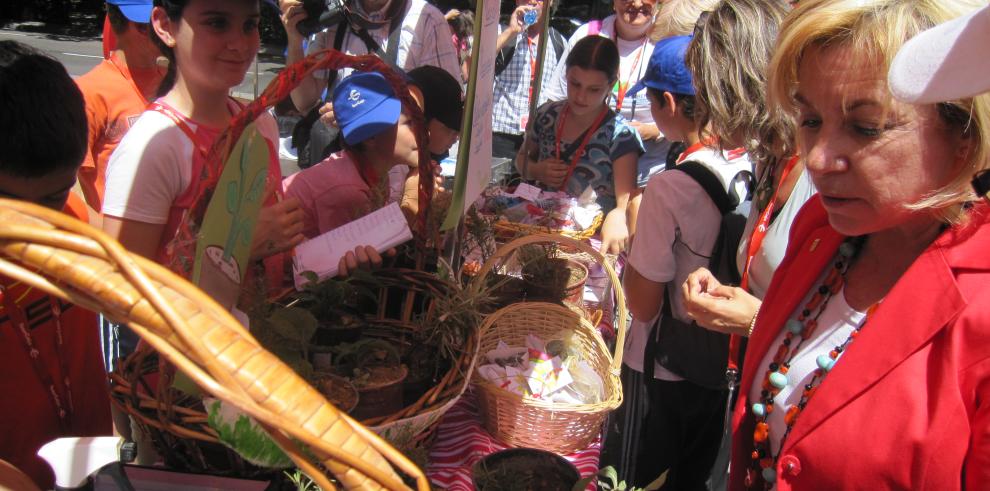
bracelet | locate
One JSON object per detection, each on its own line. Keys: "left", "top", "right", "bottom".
{"left": 746, "top": 310, "right": 759, "bottom": 337}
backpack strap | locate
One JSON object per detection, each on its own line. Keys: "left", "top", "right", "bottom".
{"left": 549, "top": 28, "right": 565, "bottom": 61}
{"left": 674, "top": 161, "right": 734, "bottom": 215}
{"left": 494, "top": 39, "right": 516, "bottom": 77}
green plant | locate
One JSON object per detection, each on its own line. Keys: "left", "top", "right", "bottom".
{"left": 571, "top": 466, "right": 667, "bottom": 491}
{"left": 518, "top": 243, "right": 571, "bottom": 303}
{"left": 285, "top": 469, "right": 322, "bottom": 491}
{"left": 293, "top": 271, "right": 376, "bottom": 323}
{"left": 250, "top": 306, "right": 319, "bottom": 381}
{"left": 418, "top": 258, "right": 492, "bottom": 366}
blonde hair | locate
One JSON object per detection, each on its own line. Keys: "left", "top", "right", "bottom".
{"left": 768, "top": 0, "right": 990, "bottom": 223}
{"left": 686, "top": 0, "right": 792, "bottom": 167}
{"left": 651, "top": 0, "right": 720, "bottom": 41}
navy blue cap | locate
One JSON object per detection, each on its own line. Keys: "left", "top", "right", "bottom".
{"left": 332, "top": 72, "right": 402, "bottom": 146}
{"left": 106, "top": 0, "right": 153, "bottom": 23}
{"left": 628, "top": 35, "right": 695, "bottom": 97}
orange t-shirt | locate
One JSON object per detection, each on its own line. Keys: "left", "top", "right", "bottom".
{"left": 75, "top": 55, "right": 161, "bottom": 213}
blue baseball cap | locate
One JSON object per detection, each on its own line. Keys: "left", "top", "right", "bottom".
{"left": 106, "top": 0, "right": 153, "bottom": 23}
{"left": 332, "top": 72, "right": 402, "bottom": 146}
{"left": 628, "top": 35, "right": 695, "bottom": 97}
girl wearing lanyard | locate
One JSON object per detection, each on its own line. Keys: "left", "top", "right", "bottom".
{"left": 102, "top": 0, "right": 305, "bottom": 284}
{"left": 515, "top": 36, "right": 643, "bottom": 254}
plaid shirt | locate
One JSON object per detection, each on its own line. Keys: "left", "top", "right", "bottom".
{"left": 491, "top": 26, "right": 569, "bottom": 136}
{"left": 306, "top": 0, "right": 461, "bottom": 93}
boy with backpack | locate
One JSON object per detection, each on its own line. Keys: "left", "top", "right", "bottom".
{"left": 622, "top": 35, "right": 752, "bottom": 489}
{"left": 491, "top": 0, "right": 568, "bottom": 160}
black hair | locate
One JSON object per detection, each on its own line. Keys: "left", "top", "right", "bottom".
{"left": 151, "top": 0, "right": 184, "bottom": 98}
{"left": 647, "top": 87, "right": 697, "bottom": 120}
{"left": 565, "top": 35, "right": 620, "bottom": 84}
{"left": 107, "top": 3, "right": 130, "bottom": 35}
{"left": 0, "top": 41, "right": 87, "bottom": 178}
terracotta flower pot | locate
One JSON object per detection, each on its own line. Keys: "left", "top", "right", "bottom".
{"left": 348, "top": 365, "right": 409, "bottom": 420}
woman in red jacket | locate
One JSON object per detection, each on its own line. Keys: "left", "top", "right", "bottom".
{"left": 729, "top": 0, "right": 990, "bottom": 489}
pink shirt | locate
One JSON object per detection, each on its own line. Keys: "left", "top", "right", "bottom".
{"left": 283, "top": 151, "right": 377, "bottom": 239}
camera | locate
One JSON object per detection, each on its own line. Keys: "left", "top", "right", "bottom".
{"left": 296, "top": 0, "right": 345, "bottom": 37}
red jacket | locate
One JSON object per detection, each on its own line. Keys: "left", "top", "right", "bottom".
{"left": 731, "top": 198, "right": 990, "bottom": 490}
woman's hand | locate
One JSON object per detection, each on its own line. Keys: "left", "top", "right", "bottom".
{"left": 400, "top": 162, "right": 445, "bottom": 219}
{"left": 600, "top": 207, "right": 630, "bottom": 254}
{"left": 528, "top": 157, "right": 569, "bottom": 188}
{"left": 682, "top": 267, "right": 762, "bottom": 336}
{"left": 337, "top": 245, "right": 396, "bottom": 277}
{"left": 251, "top": 197, "right": 306, "bottom": 260}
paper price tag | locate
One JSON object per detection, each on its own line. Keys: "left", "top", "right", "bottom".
{"left": 512, "top": 182, "right": 542, "bottom": 202}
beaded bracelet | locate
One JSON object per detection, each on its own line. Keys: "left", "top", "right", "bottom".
{"left": 746, "top": 310, "right": 759, "bottom": 337}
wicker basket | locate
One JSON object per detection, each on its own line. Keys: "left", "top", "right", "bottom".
{"left": 470, "top": 234, "right": 627, "bottom": 454}
{"left": 111, "top": 267, "right": 479, "bottom": 470}
{"left": 490, "top": 212, "right": 603, "bottom": 241}
{"left": 0, "top": 198, "right": 428, "bottom": 491}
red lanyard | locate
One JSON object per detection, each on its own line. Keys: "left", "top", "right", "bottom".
{"left": 727, "top": 154, "right": 800, "bottom": 373}
{"left": 1, "top": 285, "right": 73, "bottom": 432}
{"left": 675, "top": 138, "right": 719, "bottom": 164}
{"left": 150, "top": 101, "right": 214, "bottom": 159}
{"left": 554, "top": 104, "right": 610, "bottom": 190}
{"left": 613, "top": 35, "right": 648, "bottom": 112}
{"left": 739, "top": 155, "right": 800, "bottom": 291}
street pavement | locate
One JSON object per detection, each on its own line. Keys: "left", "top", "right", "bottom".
{"left": 0, "top": 26, "right": 302, "bottom": 177}
{"left": 0, "top": 27, "right": 286, "bottom": 101}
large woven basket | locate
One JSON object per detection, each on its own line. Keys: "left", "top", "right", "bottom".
{"left": 112, "top": 267, "right": 478, "bottom": 466}
{"left": 470, "top": 234, "right": 626, "bottom": 454}
{"left": 0, "top": 198, "right": 429, "bottom": 491}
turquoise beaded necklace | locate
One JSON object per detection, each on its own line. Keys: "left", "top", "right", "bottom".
{"left": 746, "top": 236, "right": 873, "bottom": 488}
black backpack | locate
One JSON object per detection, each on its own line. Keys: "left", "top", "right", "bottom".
{"left": 494, "top": 27, "right": 566, "bottom": 78}
{"left": 643, "top": 160, "right": 753, "bottom": 389}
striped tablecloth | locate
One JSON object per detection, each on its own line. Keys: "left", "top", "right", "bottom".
{"left": 426, "top": 390, "right": 601, "bottom": 490}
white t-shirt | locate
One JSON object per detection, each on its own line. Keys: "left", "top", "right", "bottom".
{"left": 307, "top": 0, "right": 461, "bottom": 90}
{"left": 103, "top": 107, "right": 279, "bottom": 225}
{"left": 748, "top": 281, "right": 865, "bottom": 459}
{"left": 735, "top": 169, "right": 817, "bottom": 299}
{"left": 625, "top": 146, "right": 752, "bottom": 379}
{"left": 543, "top": 16, "right": 670, "bottom": 185}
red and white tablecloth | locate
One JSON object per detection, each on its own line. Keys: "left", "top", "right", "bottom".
{"left": 426, "top": 390, "right": 601, "bottom": 490}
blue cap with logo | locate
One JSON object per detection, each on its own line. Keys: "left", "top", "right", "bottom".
{"left": 106, "top": 0, "right": 153, "bottom": 24}
{"left": 628, "top": 35, "right": 695, "bottom": 97}
{"left": 332, "top": 71, "right": 402, "bottom": 146}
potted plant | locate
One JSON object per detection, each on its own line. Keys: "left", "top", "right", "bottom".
{"left": 472, "top": 448, "right": 580, "bottom": 491}
{"left": 331, "top": 338, "right": 409, "bottom": 420}
{"left": 293, "top": 271, "right": 375, "bottom": 345}
{"left": 518, "top": 243, "right": 588, "bottom": 305}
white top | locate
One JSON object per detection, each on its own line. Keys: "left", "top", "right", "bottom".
{"left": 307, "top": 0, "right": 461, "bottom": 89}
{"left": 625, "top": 146, "right": 752, "bottom": 379}
{"left": 735, "top": 168, "right": 817, "bottom": 299}
{"left": 542, "top": 15, "right": 670, "bottom": 186}
{"left": 749, "top": 282, "right": 866, "bottom": 458}
{"left": 103, "top": 108, "right": 278, "bottom": 224}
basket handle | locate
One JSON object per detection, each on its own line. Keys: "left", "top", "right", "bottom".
{"left": 471, "top": 233, "right": 626, "bottom": 375}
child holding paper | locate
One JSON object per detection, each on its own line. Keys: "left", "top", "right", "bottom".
{"left": 515, "top": 35, "right": 643, "bottom": 254}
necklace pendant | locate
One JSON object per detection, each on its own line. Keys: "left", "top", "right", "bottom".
{"left": 786, "top": 319, "right": 803, "bottom": 334}
{"left": 752, "top": 403, "right": 766, "bottom": 417}
{"left": 769, "top": 370, "right": 789, "bottom": 389}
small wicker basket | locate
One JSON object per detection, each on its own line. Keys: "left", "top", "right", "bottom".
{"left": 470, "top": 234, "right": 627, "bottom": 454}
